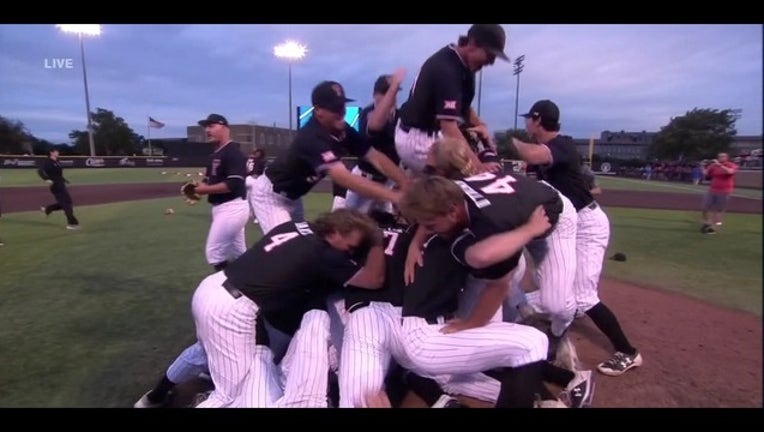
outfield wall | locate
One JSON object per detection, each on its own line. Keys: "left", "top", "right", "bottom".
{"left": 0, "top": 155, "right": 209, "bottom": 169}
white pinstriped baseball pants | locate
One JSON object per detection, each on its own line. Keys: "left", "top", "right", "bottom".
{"left": 250, "top": 174, "right": 305, "bottom": 236}
{"left": 205, "top": 198, "right": 249, "bottom": 265}
{"left": 394, "top": 120, "right": 442, "bottom": 174}
{"left": 574, "top": 204, "right": 610, "bottom": 312}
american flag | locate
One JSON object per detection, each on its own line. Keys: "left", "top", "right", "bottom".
{"left": 148, "top": 116, "right": 165, "bottom": 129}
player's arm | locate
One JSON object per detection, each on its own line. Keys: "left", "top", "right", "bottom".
{"left": 458, "top": 272, "right": 513, "bottom": 330}
{"left": 362, "top": 148, "right": 409, "bottom": 188}
{"left": 455, "top": 206, "right": 550, "bottom": 270}
{"left": 510, "top": 137, "right": 553, "bottom": 165}
{"left": 37, "top": 160, "right": 52, "bottom": 183}
{"left": 367, "top": 68, "right": 405, "bottom": 132}
{"left": 403, "top": 224, "right": 429, "bottom": 285}
{"left": 720, "top": 162, "right": 738, "bottom": 175}
{"left": 321, "top": 230, "right": 386, "bottom": 290}
{"left": 327, "top": 163, "right": 399, "bottom": 203}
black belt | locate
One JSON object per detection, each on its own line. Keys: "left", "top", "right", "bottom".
{"left": 347, "top": 301, "right": 370, "bottom": 313}
{"left": 399, "top": 123, "right": 438, "bottom": 137}
{"left": 223, "top": 279, "right": 243, "bottom": 299}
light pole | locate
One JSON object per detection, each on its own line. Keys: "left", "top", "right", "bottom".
{"left": 512, "top": 54, "right": 525, "bottom": 131}
{"left": 57, "top": 24, "right": 101, "bottom": 156}
{"left": 273, "top": 41, "right": 307, "bottom": 133}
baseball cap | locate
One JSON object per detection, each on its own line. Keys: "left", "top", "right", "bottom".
{"left": 198, "top": 113, "right": 229, "bottom": 127}
{"left": 520, "top": 100, "right": 560, "bottom": 123}
{"left": 312, "top": 81, "right": 355, "bottom": 114}
{"left": 373, "top": 74, "right": 401, "bottom": 95}
{"left": 467, "top": 24, "right": 509, "bottom": 62}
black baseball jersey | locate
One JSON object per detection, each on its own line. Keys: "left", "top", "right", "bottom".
{"left": 526, "top": 135, "right": 593, "bottom": 211}
{"left": 355, "top": 103, "right": 400, "bottom": 181}
{"left": 449, "top": 172, "right": 562, "bottom": 280}
{"left": 344, "top": 224, "right": 411, "bottom": 310}
{"left": 332, "top": 182, "right": 347, "bottom": 199}
{"left": 265, "top": 117, "right": 372, "bottom": 200}
{"left": 399, "top": 45, "right": 475, "bottom": 132}
{"left": 580, "top": 164, "right": 598, "bottom": 191}
{"left": 401, "top": 230, "right": 470, "bottom": 322}
{"left": 37, "top": 158, "right": 67, "bottom": 184}
{"left": 224, "top": 221, "right": 364, "bottom": 316}
{"left": 205, "top": 141, "right": 248, "bottom": 205}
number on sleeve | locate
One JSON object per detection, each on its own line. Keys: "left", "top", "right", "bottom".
{"left": 263, "top": 232, "right": 300, "bottom": 253}
{"left": 382, "top": 230, "right": 400, "bottom": 256}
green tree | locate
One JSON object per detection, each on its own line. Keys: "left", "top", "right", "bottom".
{"left": 0, "top": 115, "right": 34, "bottom": 154}
{"left": 69, "top": 108, "right": 144, "bottom": 156}
{"left": 494, "top": 128, "right": 531, "bottom": 159}
{"left": 647, "top": 108, "right": 737, "bottom": 161}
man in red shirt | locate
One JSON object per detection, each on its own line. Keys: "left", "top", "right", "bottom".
{"left": 701, "top": 153, "right": 738, "bottom": 234}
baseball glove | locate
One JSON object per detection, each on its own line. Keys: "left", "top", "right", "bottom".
{"left": 181, "top": 180, "right": 201, "bottom": 205}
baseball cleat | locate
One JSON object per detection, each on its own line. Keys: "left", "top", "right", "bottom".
{"left": 66, "top": 225, "right": 81, "bottom": 230}
{"left": 431, "top": 394, "right": 464, "bottom": 408}
{"left": 134, "top": 390, "right": 167, "bottom": 408}
{"left": 597, "top": 351, "right": 643, "bottom": 377}
{"left": 559, "top": 370, "right": 595, "bottom": 408}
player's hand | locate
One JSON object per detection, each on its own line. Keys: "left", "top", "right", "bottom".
{"left": 390, "top": 68, "right": 406, "bottom": 89}
{"left": 481, "top": 162, "right": 502, "bottom": 173}
{"left": 440, "top": 318, "right": 475, "bottom": 334}
{"left": 403, "top": 244, "right": 424, "bottom": 286}
{"left": 526, "top": 205, "right": 552, "bottom": 237}
{"left": 365, "top": 390, "right": 392, "bottom": 408}
{"left": 467, "top": 124, "right": 493, "bottom": 145}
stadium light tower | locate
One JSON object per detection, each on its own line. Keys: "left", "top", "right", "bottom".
{"left": 512, "top": 54, "right": 525, "bottom": 130}
{"left": 274, "top": 40, "right": 308, "bottom": 132}
{"left": 57, "top": 24, "right": 101, "bottom": 156}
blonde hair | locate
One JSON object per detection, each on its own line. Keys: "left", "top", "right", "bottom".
{"left": 313, "top": 208, "right": 379, "bottom": 239}
{"left": 430, "top": 137, "right": 480, "bottom": 179}
{"left": 398, "top": 175, "right": 464, "bottom": 222}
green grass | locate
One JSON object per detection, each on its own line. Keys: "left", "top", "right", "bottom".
{"left": 0, "top": 168, "right": 206, "bottom": 187}
{"left": 603, "top": 207, "right": 762, "bottom": 315}
{"left": 0, "top": 194, "right": 760, "bottom": 407}
{"left": 596, "top": 175, "right": 763, "bottom": 199}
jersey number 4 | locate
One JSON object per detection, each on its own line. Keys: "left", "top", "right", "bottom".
{"left": 263, "top": 222, "right": 313, "bottom": 253}
{"left": 457, "top": 172, "right": 517, "bottom": 208}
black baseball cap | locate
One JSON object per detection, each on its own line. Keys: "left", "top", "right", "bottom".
{"left": 520, "top": 100, "right": 560, "bottom": 123}
{"left": 198, "top": 113, "right": 229, "bottom": 127}
{"left": 467, "top": 24, "right": 509, "bottom": 61}
{"left": 312, "top": 81, "right": 355, "bottom": 114}
{"left": 373, "top": 74, "right": 401, "bottom": 95}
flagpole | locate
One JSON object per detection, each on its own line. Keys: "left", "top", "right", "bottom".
{"left": 147, "top": 116, "right": 152, "bottom": 156}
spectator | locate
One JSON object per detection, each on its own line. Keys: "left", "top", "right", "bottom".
{"left": 700, "top": 153, "right": 738, "bottom": 234}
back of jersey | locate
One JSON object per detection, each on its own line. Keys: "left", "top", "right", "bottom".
{"left": 455, "top": 171, "right": 562, "bottom": 235}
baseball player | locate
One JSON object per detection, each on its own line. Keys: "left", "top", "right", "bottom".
{"left": 510, "top": 99, "right": 642, "bottom": 376}
{"left": 411, "top": 137, "right": 579, "bottom": 346}
{"left": 190, "top": 209, "right": 386, "bottom": 407}
{"left": 246, "top": 148, "right": 267, "bottom": 224}
{"left": 398, "top": 175, "right": 598, "bottom": 408}
{"left": 250, "top": 80, "right": 409, "bottom": 235}
{"left": 38, "top": 147, "right": 80, "bottom": 229}
{"left": 343, "top": 71, "right": 405, "bottom": 214}
{"left": 395, "top": 24, "right": 508, "bottom": 175}
{"left": 191, "top": 114, "right": 250, "bottom": 272}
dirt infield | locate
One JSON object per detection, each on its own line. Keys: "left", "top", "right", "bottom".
{"left": 1, "top": 180, "right": 761, "bottom": 408}
{"left": 0, "top": 181, "right": 761, "bottom": 214}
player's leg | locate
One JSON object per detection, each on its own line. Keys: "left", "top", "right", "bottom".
{"left": 236, "top": 345, "right": 284, "bottom": 407}
{"left": 394, "top": 122, "right": 438, "bottom": 174}
{"left": 700, "top": 192, "right": 715, "bottom": 232}
{"left": 250, "top": 175, "right": 297, "bottom": 235}
{"left": 276, "top": 309, "right": 332, "bottom": 408}
{"left": 57, "top": 186, "right": 79, "bottom": 226}
{"left": 204, "top": 200, "right": 247, "bottom": 271}
{"left": 191, "top": 271, "right": 260, "bottom": 407}
{"left": 575, "top": 206, "right": 641, "bottom": 376}
{"left": 343, "top": 166, "right": 375, "bottom": 213}
{"left": 227, "top": 200, "right": 250, "bottom": 260}
{"left": 529, "top": 193, "right": 577, "bottom": 337}
{"left": 713, "top": 193, "right": 729, "bottom": 225}
{"left": 134, "top": 341, "right": 209, "bottom": 408}
{"left": 338, "top": 303, "right": 394, "bottom": 407}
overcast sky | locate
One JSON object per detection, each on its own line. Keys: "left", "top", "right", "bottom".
{"left": 1, "top": 24, "right": 761, "bottom": 143}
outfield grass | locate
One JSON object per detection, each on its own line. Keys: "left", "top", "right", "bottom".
{"left": 0, "top": 194, "right": 760, "bottom": 407}
{"left": 596, "top": 175, "right": 763, "bottom": 199}
{"left": 603, "top": 206, "right": 762, "bottom": 315}
{"left": 0, "top": 168, "right": 206, "bottom": 187}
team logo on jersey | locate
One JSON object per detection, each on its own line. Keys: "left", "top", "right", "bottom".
{"left": 444, "top": 100, "right": 457, "bottom": 110}
{"left": 321, "top": 151, "right": 337, "bottom": 163}
{"left": 331, "top": 84, "right": 344, "bottom": 97}
{"left": 211, "top": 158, "right": 221, "bottom": 177}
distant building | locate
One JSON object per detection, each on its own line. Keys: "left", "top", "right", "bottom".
{"left": 186, "top": 124, "right": 294, "bottom": 155}
{"left": 573, "top": 130, "right": 762, "bottom": 161}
